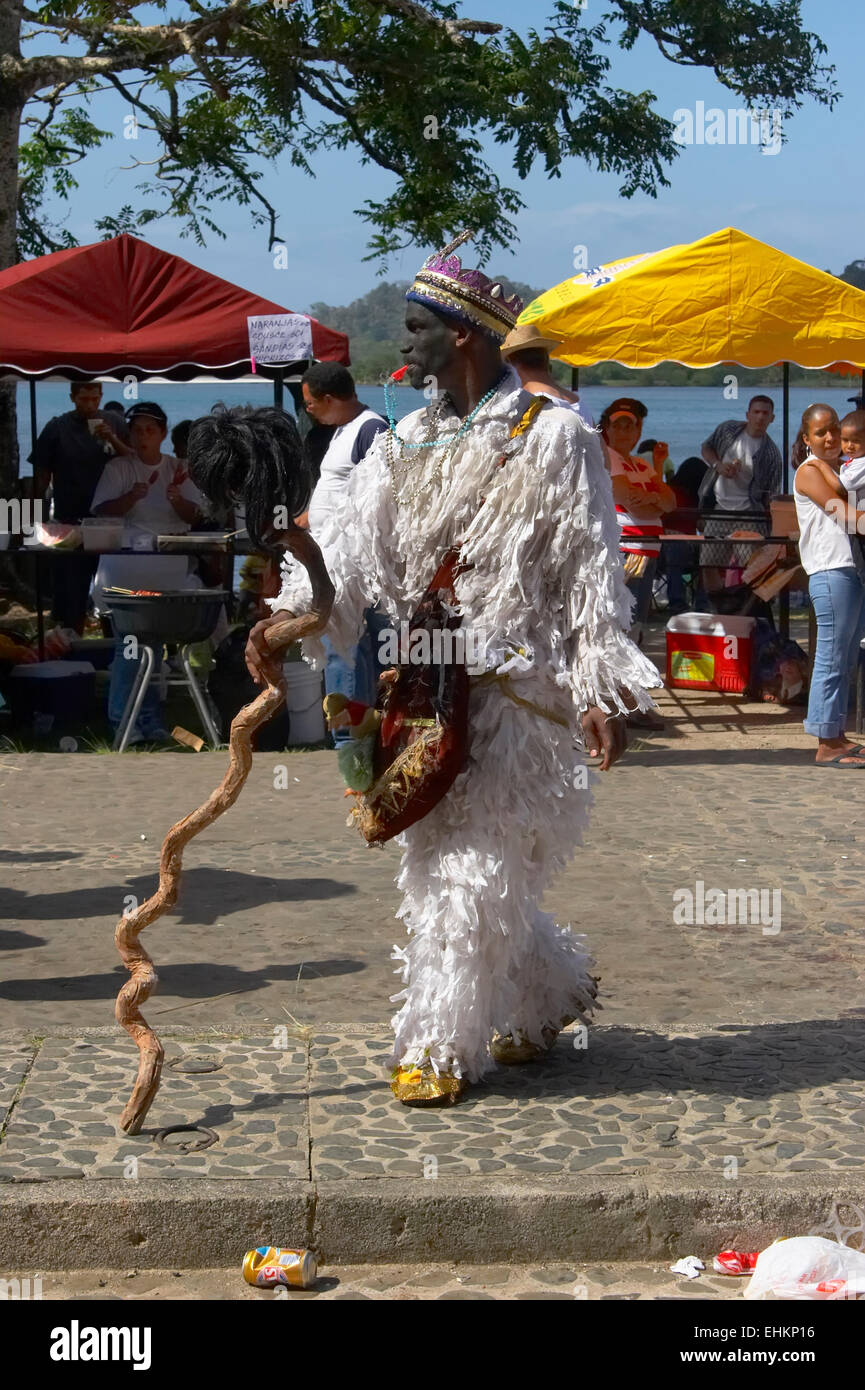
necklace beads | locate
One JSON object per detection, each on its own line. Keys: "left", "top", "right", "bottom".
{"left": 385, "top": 371, "right": 509, "bottom": 507}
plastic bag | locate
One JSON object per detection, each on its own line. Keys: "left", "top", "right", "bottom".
{"left": 744, "top": 1237, "right": 865, "bottom": 1300}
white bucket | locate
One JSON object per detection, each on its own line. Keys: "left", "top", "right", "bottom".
{"left": 283, "top": 660, "right": 325, "bottom": 745}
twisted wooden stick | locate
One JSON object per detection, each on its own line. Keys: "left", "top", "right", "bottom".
{"left": 114, "top": 530, "right": 334, "bottom": 1134}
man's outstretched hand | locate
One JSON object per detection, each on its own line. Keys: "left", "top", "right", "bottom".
{"left": 581, "top": 705, "right": 627, "bottom": 771}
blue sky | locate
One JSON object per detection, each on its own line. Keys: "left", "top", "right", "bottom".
{"left": 27, "top": 0, "right": 860, "bottom": 311}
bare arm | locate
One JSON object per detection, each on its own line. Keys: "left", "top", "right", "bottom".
{"left": 166, "top": 488, "right": 199, "bottom": 525}
{"left": 91, "top": 420, "right": 132, "bottom": 457}
{"left": 245, "top": 524, "right": 335, "bottom": 685}
{"left": 611, "top": 476, "right": 650, "bottom": 511}
{"left": 701, "top": 441, "right": 721, "bottom": 469}
{"left": 95, "top": 483, "right": 147, "bottom": 517}
{"left": 611, "top": 475, "right": 674, "bottom": 516}
{"left": 796, "top": 462, "right": 864, "bottom": 530}
{"left": 653, "top": 479, "right": 677, "bottom": 513}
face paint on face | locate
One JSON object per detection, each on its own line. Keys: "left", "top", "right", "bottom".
{"left": 400, "top": 304, "right": 461, "bottom": 391}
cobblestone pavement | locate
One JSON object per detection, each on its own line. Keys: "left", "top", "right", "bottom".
{"left": 3, "top": 679, "right": 865, "bottom": 1235}
{"left": 2, "top": 1025, "right": 865, "bottom": 1183}
{"left": 0, "top": 1038, "right": 308, "bottom": 1181}
{"left": 19, "top": 1261, "right": 745, "bottom": 1300}
{"left": 1, "top": 681, "right": 864, "bottom": 1041}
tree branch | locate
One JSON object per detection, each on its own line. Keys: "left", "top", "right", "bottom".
{"left": 295, "top": 71, "right": 406, "bottom": 177}
{"left": 11, "top": 0, "right": 255, "bottom": 100}
{"left": 366, "top": 0, "right": 501, "bottom": 43}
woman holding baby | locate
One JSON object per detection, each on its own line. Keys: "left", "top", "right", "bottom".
{"left": 793, "top": 403, "right": 865, "bottom": 767}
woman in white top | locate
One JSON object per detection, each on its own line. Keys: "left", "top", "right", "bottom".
{"left": 793, "top": 403, "right": 865, "bottom": 767}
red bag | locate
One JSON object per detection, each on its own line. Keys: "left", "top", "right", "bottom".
{"left": 349, "top": 547, "right": 469, "bottom": 845}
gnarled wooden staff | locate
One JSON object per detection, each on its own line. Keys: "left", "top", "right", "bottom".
{"left": 114, "top": 527, "right": 333, "bottom": 1135}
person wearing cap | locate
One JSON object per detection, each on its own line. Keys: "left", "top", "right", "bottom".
{"left": 91, "top": 401, "right": 208, "bottom": 743}
{"left": 247, "top": 235, "right": 661, "bottom": 1108}
{"left": 601, "top": 398, "right": 676, "bottom": 654}
{"left": 501, "top": 324, "right": 594, "bottom": 426}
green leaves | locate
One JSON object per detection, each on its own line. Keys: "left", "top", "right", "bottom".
{"left": 17, "top": 106, "right": 111, "bottom": 258}
{"left": 7, "top": 0, "right": 839, "bottom": 267}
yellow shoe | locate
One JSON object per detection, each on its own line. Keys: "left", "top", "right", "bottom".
{"left": 490, "top": 1014, "right": 580, "bottom": 1066}
{"left": 390, "top": 1061, "right": 467, "bottom": 1106}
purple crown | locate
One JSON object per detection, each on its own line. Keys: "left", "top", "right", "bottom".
{"left": 422, "top": 253, "right": 523, "bottom": 315}
{"left": 407, "top": 232, "right": 523, "bottom": 337}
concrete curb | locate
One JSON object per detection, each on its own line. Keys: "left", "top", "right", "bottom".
{"left": 2, "top": 1174, "right": 862, "bottom": 1268}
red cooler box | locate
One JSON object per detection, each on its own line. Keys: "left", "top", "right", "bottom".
{"left": 666, "top": 614, "right": 756, "bottom": 693}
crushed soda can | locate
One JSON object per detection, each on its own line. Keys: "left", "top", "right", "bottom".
{"left": 712, "top": 1249, "right": 759, "bottom": 1275}
{"left": 243, "top": 1246, "right": 318, "bottom": 1289}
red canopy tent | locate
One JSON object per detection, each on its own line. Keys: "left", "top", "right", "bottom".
{"left": 0, "top": 233, "right": 349, "bottom": 380}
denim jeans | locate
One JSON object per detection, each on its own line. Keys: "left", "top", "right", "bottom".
{"left": 107, "top": 636, "right": 164, "bottom": 736}
{"left": 323, "top": 608, "right": 390, "bottom": 748}
{"left": 804, "top": 566, "right": 865, "bottom": 739}
{"left": 663, "top": 540, "right": 696, "bottom": 609}
{"left": 624, "top": 554, "right": 657, "bottom": 636}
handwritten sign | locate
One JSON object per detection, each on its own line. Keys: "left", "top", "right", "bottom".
{"left": 247, "top": 313, "right": 313, "bottom": 367}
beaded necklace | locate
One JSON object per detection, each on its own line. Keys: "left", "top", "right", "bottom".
{"left": 385, "top": 369, "right": 509, "bottom": 507}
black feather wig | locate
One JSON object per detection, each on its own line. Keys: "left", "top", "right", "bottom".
{"left": 187, "top": 405, "right": 312, "bottom": 555}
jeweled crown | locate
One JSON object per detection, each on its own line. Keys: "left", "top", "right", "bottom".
{"left": 407, "top": 231, "right": 523, "bottom": 339}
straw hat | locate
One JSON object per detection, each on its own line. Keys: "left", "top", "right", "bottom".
{"left": 500, "top": 323, "right": 563, "bottom": 359}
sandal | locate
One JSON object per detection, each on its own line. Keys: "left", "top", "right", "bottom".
{"left": 815, "top": 750, "right": 865, "bottom": 768}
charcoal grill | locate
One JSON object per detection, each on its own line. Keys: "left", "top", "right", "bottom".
{"left": 103, "top": 589, "right": 230, "bottom": 752}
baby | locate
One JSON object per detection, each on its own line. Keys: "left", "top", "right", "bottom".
{"left": 839, "top": 410, "right": 865, "bottom": 494}
{"left": 839, "top": 411, "right": 865, "bottom": 575}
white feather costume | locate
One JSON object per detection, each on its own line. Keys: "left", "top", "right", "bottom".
{"left": 270, "top": 371, "right": 660, "bottom": 1081}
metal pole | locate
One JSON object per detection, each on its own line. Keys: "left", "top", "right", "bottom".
{"left": 273, "top": 369, "right": 284, "bottom": 409}
{"left": 570, "top": 367, "right": 579, "bottom": 393}
{"left": 28, "top": 378, "right": 37, "bottom": 456}
{"left": 782, "top": 362, "right": 790, "bottom": 494}
{"left": 779, "top": 362, "right": 791, "bottom": 640}
{"left": 861, "top": 368, "right": 864, "bottom": 408}
{"left": 35, "top": 554, "right": 45, "bottom": 659}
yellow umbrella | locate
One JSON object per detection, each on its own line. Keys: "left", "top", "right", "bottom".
{"left": 519, "top": 226, "right": 865, "bottom": 371}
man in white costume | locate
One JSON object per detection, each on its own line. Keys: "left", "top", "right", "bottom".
{"left": 246, "top": 238, "right": 660, "bottom": 1106}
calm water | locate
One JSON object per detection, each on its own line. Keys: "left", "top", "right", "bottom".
{"left": 16, "top": 380, "right": 860, "bottom": 478}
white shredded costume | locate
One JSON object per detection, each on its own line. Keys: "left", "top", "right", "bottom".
{"left": 271, "top": 370, "right": 660, "bottom": 1082}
